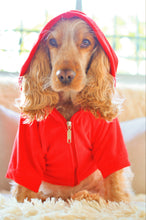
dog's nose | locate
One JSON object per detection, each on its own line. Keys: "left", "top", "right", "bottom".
{"left": 56, "top": 69, "right": 76, "bottom": 84}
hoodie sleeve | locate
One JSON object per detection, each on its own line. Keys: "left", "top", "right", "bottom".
{"left": 6, "top": 117, "right": 45, "bottom": 192}
{"left": 92, "top": 118, "right": 130, "bottom": 178}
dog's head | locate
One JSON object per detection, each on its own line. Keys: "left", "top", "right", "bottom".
{"left": 19, "top": 17, "right": 121, "bottom": 122}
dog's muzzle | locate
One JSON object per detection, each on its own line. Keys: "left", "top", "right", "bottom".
{"left": 56, "top": 69, "right": 76, "bottom": 85}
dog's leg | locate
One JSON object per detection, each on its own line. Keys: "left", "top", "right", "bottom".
{"left": 11, "top": 183, "right": 48, "bottom": 203}
{"left": 72, "top": 169, "right": 131, "bottom": 203}
{"left": 104, "top": 169, "right": 130, "bottom": 202}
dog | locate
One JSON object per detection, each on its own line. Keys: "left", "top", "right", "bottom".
{"left": 6, "top": 11, "right": 132, "bottom": 203}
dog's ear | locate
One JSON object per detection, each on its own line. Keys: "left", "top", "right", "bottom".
{"left": 18, "top": 43, "right": 59, "bottom": 122}
{"left": 87, "top": 46, "right": 114, "bottom": 90}
{"left": 75, "top": 46, "right": 121, "bottom": 121}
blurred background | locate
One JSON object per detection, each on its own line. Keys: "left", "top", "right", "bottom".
{"left": 0, "top": 0, "right": 145, "bottom": 194}
{"left": 0, "top": 0, "right": 145, "bottom": 87}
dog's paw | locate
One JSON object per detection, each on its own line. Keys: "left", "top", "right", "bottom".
{"left": 37, "top": 191, "right": 49, "bottom": 202}
{"left": 71, "top": 190, "right": 100, "bottom": 202}
{"left": 71, "top": 190, "right": 89, "bottom": 200}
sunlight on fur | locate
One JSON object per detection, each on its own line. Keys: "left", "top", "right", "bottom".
{"left": 17, "top": 18, "right": 122, "bottom": 122}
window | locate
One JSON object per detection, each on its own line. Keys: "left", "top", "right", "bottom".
{"left": 0, "top": 0, "right": 145, "bottom": 75}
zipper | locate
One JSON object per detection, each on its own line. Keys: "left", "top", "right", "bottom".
{"left": 53, "top": 109, "right": 79, "bottom": 185}
{"left": 67, "top": 121, "right": 72, "bottom": 143}
{"left": 66, "top": 120, "right": 78, "bottom": 185}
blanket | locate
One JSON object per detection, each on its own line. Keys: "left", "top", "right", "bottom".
{"left": 0, "top": 192, "right": 145, "bottom": 220}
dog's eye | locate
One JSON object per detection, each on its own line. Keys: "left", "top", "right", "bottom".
{"left": 49, "top": 38, "right": 58, "bottom": 47}
{"left": 80, "top": 39, "right": 91, "bottom": 48}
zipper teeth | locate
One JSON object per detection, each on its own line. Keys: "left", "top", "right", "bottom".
{"left": 66, "top": 120, "right": 78, "bottom": 185}
{"left": 67, "top": 121, "right": 72, "bottom": 143}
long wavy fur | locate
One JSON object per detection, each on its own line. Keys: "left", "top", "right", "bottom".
{"left": 74, "top": 47, "right": 122, "bottom": 121}
{"left": 18, "top": 44, "right": 59, "bottom": 122}
{"left": 18, "top": 28, "right": 122, "bottom": 122}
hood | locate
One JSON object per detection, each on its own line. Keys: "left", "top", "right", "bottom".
{"left": 19, "top": 10, "right": 118, "bottom": 78}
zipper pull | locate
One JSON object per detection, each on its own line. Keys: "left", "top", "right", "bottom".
{"left": 67, "top": 121, "right": 72, "bottom": 143}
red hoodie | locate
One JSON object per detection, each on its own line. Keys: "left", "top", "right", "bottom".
{"left": 6, "top": 11, "right": 130, "bottom": 192}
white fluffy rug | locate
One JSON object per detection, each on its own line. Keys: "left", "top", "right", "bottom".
{"left": 0, "top": 193, "right": 145, "bottom": 220}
